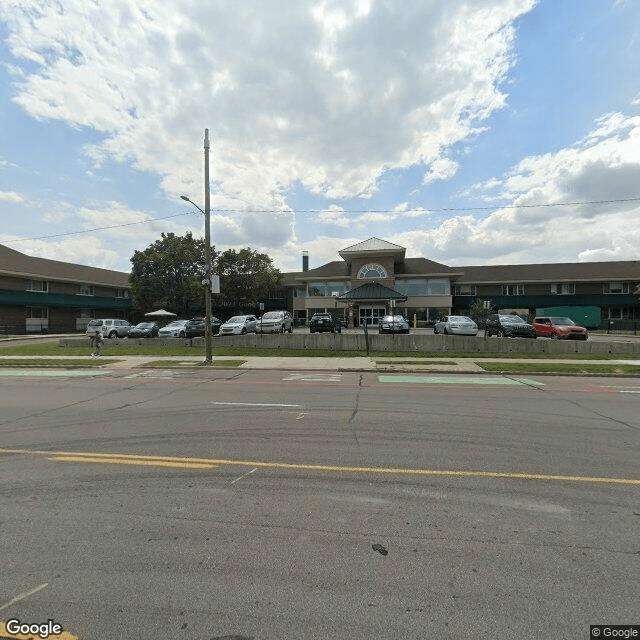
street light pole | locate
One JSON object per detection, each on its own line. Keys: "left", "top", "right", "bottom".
{"left": 203, "top": 128, "right": 212, "bottom": 364}
{"left": 180, "top": 128, "right": 213, "bottom": 365}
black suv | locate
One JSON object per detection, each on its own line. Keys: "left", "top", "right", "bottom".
{"left": 485, "top": 314, "right": 537, "bottom": 338}
{"left": 309, "top": 313, "right": 341, "bottom": 334}
{"left": 184, "top": 317, "right": 222, "bottom": 338}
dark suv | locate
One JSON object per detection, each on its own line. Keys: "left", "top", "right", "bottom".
{"left": 485, "top": 314, "right": 537, "bottom": 338}
{"left": 309, "top": 313, "right": 341, "bottom": 334}
{"left": 184, "top": 317, "right": 222, "bottom": 338}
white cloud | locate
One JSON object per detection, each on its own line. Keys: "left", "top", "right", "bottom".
{"left": 0, "top": 0, "right": 537, "bottom": 257}
{"left": 392, "top": 111, "right": 640, "bottom": 264}
{"left": 318, "top": 205, "right": 349, "bottom": 228}
{"left": 0, "top": 190, "right": 24, "bottom": 203}
{"left": 423, "top": 158, "right": 459, "bottom": 185}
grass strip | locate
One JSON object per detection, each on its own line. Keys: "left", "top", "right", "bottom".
{"left": 376, "top": 360, "right": 455, "bottom": 365}
{"left": 0, "top": 358, "right": 119, "bottom": 367}
{"left": 478, "top": 362, "right": 640, "bottom": 375}
{"left": 142, "top": 359, "right": 246, "bottom": 368}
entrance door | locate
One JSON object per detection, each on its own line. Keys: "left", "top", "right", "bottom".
{"left": 359, "top": 306, "right": 386, "bottom": 327}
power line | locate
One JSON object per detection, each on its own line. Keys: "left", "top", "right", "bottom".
{"left": 2, "top": 196, "right": 639, "bottom": 245}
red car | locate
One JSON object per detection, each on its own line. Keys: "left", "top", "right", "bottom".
{"left": 532, "top": 316, "right": 589, "bottom": 340}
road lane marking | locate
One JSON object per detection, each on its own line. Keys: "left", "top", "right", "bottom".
{"left": 49, "top": 455, "right": 218, "bottom": 470}
{"left": 0, "top": 583, "right": 48, "bottom": 612}
{"left": 212, "top": 402, "right": 301, "bottom": 407}
{"left": 0, "top": 369, "right": 110, "bottom": 377}
{"left": 283, "top": 373, "right": 343, "bottom": 382}
{"left": 1, "top": 448, "right": 638, "bottom": 486}
{"left": 378, "top": 375, "right": 545, "bottom": 386}
{"left": 230, "top": 467, "right": 258, "bottom": 484}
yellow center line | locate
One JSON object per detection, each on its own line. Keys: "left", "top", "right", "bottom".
{"left": 1, "top": 447, "right": 639, "bottom": 485}
{"left": 50, "top": 456, "right": 218, "bottom": 470}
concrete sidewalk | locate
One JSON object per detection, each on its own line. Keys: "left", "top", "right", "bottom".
{"left": 1, "top": 354, "right": 638, "bottom": 374}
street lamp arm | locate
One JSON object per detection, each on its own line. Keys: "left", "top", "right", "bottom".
{"left": 180, "top": 195, "right": 205, "bottom": 215}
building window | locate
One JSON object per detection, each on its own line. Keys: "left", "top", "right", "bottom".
{"left": 395, "top": 279, "right": 450, "bottom": 296}
{"left": 77, "top": 309, "right": 95, "bottom": 319}
{"left": 357, "top": 263, "right": 387, "bottom": 279}
{"left": 78, "top": 284, "right": 94, "bottom": 296}
{"left": 502, "top": 284, "right": 524, "bottom": 296}
{"left": 26, "top": 306, "right": 48, "bottom": 318}
{"left": 308, "top": 281, "right": 350, "bottom": 296}
{"left": 294, "top": 286, "right": 307, "bottom": 298}
{"left": 26, "top": 279, "right": 48, "bottom": 292}
{"left": 115, "top": 288, "right": 129, "bottom": 298}
{"left": 603, "top": 282, "right": 629, "bottom": 294}
{"left": 454, "top": 284, "right": 477, "bottom": 296}
{"left": 551, "top": 283, "right": 575, "bottom": 295}
{"left": 607, "top": 307, "right": 630, "bottom": 319}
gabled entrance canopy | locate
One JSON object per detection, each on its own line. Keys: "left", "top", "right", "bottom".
{"left": 339, "top": 282, "right": 407, "bottom": 302}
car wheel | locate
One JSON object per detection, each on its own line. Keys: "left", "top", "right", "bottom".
{"left": 280, "top": 325, "right": 285, "bottom": 333}
{"left": 551, "top": 332, "right": 558, "bottom": 340}
{"left": 433, "top": 326, "right": 438, "bottom": 334}
{"left": 179, "top": 331, "right": 185, "bottom": 338}
{"left": 108, "top": 331, "right": 117, "bottom": 338}
{"left": 241, "top": 327, "right": 247, "bottom": 335}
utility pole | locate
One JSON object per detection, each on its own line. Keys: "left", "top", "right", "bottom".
{"left": 203, "top": 128, "right": 213, "bottom": 364}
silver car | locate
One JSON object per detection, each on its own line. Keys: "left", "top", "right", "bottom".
{"left": 219, "top": 315, "right": 258, "bottom": 335}
{"left": 257, "top": 310, "right": 293, "bottom": 334}
{"left": 434, "top": 315, "right": 478, "bottom": 336}
{"left": 158, "top": 319, "right": 189, "bottom": 338}
{"left": 85, "top": 318, "right": 132, "bottom": 338}
{"left": 378, "top": 315, "right": 410, "bottom": 334}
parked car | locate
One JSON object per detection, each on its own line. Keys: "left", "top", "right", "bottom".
{"left": 378, "top": 315, "right": 410, "bottom": 334}
{"left": 127, "top": 322, "right": 159, "bottom": 338}
{"left": 85, "top": 318, "right": 132, "bottom": 338}
{"left": 309, "top": 313, "right": 341, "bottom": 333}
{"left": 158, "top": 319, "right": 189, "bottom": 338}
{"left": 184, "top": 317, "right": 222, "bottom": 338}
{"left": 219, "top": 315, "right": 258, "bottom": 335}
{"left": 257, "top": 310, "right": 293, "bottom": 334}
{"left": 433, "top": 315, "right": 478, "bottom": 336}
{"left": 532, "top": 316, "right": 589, "bottom": 340}
{"left": 485, "top": 314, "right": 537, "bottom": 338}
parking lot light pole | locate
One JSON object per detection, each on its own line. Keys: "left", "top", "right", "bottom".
{"left": 180, "top": 129, "right": 213, "bottom": 364}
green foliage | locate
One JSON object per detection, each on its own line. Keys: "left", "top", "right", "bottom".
{"left": 216, "top": 247, "right": 281, "bottom": 309}
{"left": 469, "top": 298, "right": 491, "bottom": 318}
{"left": 129, "top": 232, "right": 212, "bottom": 317}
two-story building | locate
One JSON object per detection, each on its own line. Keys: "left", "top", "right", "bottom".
{"left": 281, "top": 238, "right": 640, "bottom": 328}
{"left": 0, "top": 244, "right": 132, "bottom": 334}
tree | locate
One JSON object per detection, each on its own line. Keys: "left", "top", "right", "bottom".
{"left": 129, "top": 232, "right": 212, "bottom": 317}
{"left": 469, "top": 298, "right": 491, "bottom": 319}
{"left": 216, "top": 247, "right": 281, "bottom": 310}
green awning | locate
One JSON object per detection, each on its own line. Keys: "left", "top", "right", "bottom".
{"left": 339, "top": 282, "right": 407, "bottom": 301}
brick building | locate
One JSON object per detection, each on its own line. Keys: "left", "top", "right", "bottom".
{"left": 0, "top": 244, "right": 132, "bottom": 334}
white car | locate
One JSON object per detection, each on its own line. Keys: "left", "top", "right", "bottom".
{"left": 219, "top": 315, "right": 258, "bottom": 335}
{"left": 85, "top": 318, "right": 132, "bottom": 338}
{"left": 257, "top": 311, "right": 293, "bottom": 334}
{"left": 158, "top": 319, "right": 189, "bottom": 338}
{"left": 433, "top": 315, "right": 478, "bottom": 336}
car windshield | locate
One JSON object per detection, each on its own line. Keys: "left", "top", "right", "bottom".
{"left": 549, "top": 317, "right": 575, "bottom": 325}
{"left": 449, "top": 316, "right": 471, "bottom": 322}
{"left": 135, "top": 322, "right": 154, "bottom": 329}
{"left": 226, "top": 316, "right": 245, "bottom": 323}
{"left": 382, "top": 315, "right": 405, "bottom": 322}
{"left": 262, "top": 312, "right": 281, "bottom": 319}
{"left": 499, "top": 315, "right": 526, "bottom": 323}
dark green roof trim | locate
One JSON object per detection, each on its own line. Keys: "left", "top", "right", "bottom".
{"left": 0, "top": 289, "right": 133, "bottom": 310}
{"left": 340, "top": 282, "right": 407, "bottom": 301}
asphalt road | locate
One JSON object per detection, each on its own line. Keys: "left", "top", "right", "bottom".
{"left": 1, "top": 368, "right": 639, "bottom": 640}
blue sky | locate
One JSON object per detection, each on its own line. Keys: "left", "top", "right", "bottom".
{"left": 1, "top": 0, "right": 639, "bottom": 274}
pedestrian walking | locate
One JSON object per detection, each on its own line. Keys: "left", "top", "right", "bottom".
{"left": 90, "top": 330, "right": 103, "bottom": 357}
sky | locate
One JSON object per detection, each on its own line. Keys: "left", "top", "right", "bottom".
{"left": 1, "top": 0, "right": 639, "bottom": 275}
